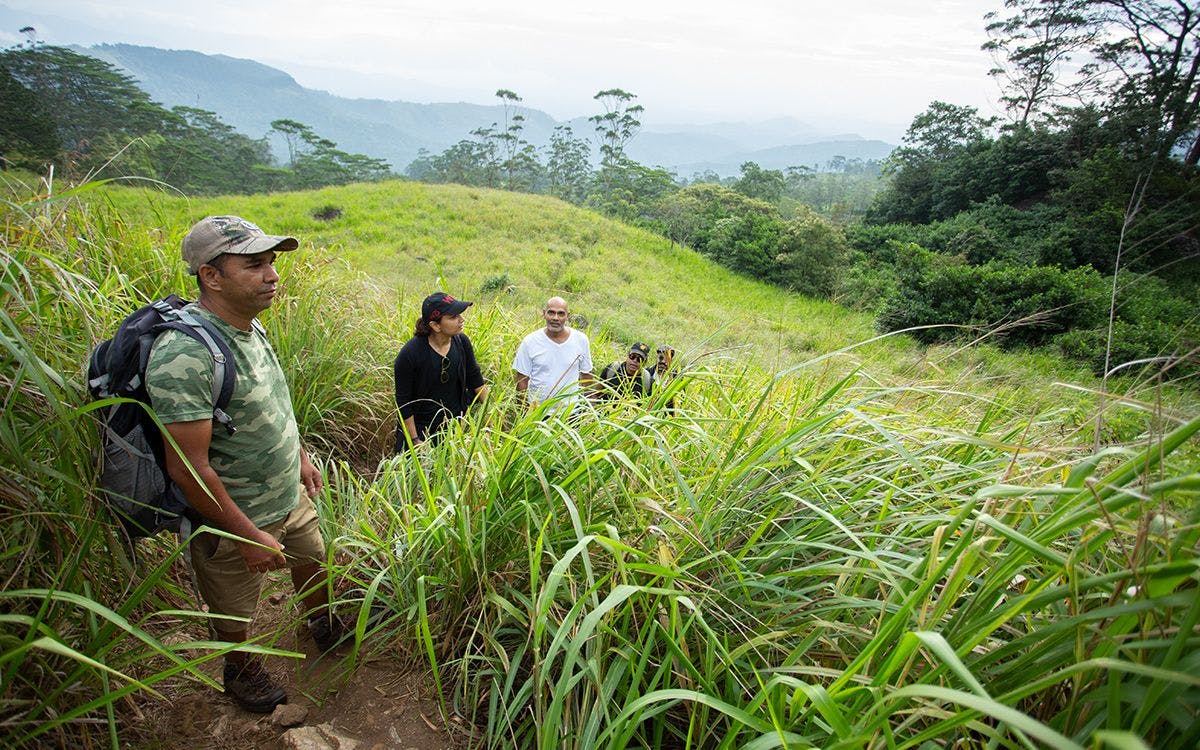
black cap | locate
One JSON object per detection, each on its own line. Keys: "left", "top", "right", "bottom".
{"left": 629, "top": 342, "right": 650, "bottom": 360}
{"left": 422, "top": 291, "right": 471, "bottom": 322}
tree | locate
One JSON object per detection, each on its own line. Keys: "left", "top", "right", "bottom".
{"left": 651, "top": 183, "right": 776, "bottom": 259}
{"left": 773, "top": 206, "right": 851, "bottom": 297}
{"left": 892, "top": 101, "right": 996, "bottom": 164}
{"left": 588, "top": 88, "right": 647, "bottom": 204}
{"left": 148, "top": 106, "right": 269, "bottom": 193}
{"left": 589, "top": 88, "right": 644, "bottom": 167}
{"left": 869, "top": 102, "right": 997, "bottom": 223}
{"left": 270, "top": 118, "right": 309, "bottom": 167}
{"left": 706, "top": 211, "right": 783, "bottom": 280}
{"left": 733, "top": 161, "right": 786, "bottom": 203}
{"left": 418, "top": 138, "right": 497, "bottom": 186}
{"left": 983, "top": 0, "right": 1100, "bottom": 128}
{"left": 269, "top": 118, "right": 391, "bottom": 189}
{"left": 983, "top": 0, "right": 1200, "bottom": 166}
{"left": 1, "top": 44, "right": 169, "bottom": 175}
{"left": 1092, "top": 0, "right": 1200, "bottom": 165}
{"left": 0, "top": 64, "right": 59, "bottom": 167}
{"left": 585, "top": 159, "right": 677, "bottom": 223}
{"left": 544, "top": 125, "right": 592, "bottom": 203}
{"left": 492, "top": 89, "right": 540, "bottom": 191}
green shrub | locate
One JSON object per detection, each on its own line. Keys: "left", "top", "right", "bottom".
{"left": 878, "top": 257, "right": 1108, "bottom": 346}
{"left": 1053, "top": 273, "right": 1200, "bottom": 377}
{"left": 773, "top": 206, "right": 850, "bottom": 297}
{"left": 479, "top": 272, "right": 513, "bottom": 294}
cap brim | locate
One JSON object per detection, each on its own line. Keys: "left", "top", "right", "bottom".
{"left": 446, "top": 300, "right": 472, "bottom": 315}
{"left": 227, "top": 234, "right": 298, "bottom": 256}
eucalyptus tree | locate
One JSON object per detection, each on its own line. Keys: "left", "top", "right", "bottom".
{"left": 493, "top": 89, "right": 541, "bottom": 191}
{"left": 544, "top": 124, "right": 592, "bottom": 203}
{"left": 588, "top": 88, "right": 644, "bottom": 166}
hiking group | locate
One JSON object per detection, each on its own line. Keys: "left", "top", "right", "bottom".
{"left": 90, "top": 215, "right": 681, "bottom": 714}
{"left": 399, "top": 291, "right": 679, "bottom": 446}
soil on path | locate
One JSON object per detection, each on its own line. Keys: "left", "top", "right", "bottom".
{"left": 124, "top": 577, "right": 460, "bottom": 750}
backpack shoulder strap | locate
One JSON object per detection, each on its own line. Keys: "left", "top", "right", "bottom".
{"left": 157, "top": 309, "right": 239, "bottom": 433}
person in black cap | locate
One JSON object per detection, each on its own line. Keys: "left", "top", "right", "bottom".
{"left": 393, "top": 292, "right": 488, "bottom": 449}
{"left": 599, "top": 342, "right": 654, "bottom": 399}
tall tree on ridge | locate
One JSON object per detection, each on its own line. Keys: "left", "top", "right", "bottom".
{"left": 983, "top": 0, "right": 1100, "bottom": 128}
{"left": 589, "top": 88, "right": 644, "bottom": 167}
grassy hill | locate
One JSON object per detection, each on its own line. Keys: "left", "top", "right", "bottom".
{"left": 103, "top": 179, "right": 1110, "bottom": 393}
{"left": 4, "top": 177, "right": 1198, "bottom": 748}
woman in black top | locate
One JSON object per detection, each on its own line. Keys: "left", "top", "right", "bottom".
{"left": 393, "top": 292, "right": 488, "bottom": 449}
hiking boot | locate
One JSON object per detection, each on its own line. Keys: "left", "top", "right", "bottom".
{"left": 223, "top": 657, "right": 287, "bottom": 713}
{"left": 308, "top": 613, "right": 349, "bottom": 653}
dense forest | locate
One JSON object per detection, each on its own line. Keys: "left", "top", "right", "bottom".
{"left": 0, "top": 41, "right": 392, "bottom": 193}
{"left": 2, "top": 0, "right": 1198, "bottom": 381}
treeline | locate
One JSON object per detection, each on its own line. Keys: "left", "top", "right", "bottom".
{"left": 856, "top": 0, "right": 1200, "bottom": 379}
{"left": 0, "top": 42, "right": 391, "bottom": 193}
{"left": 405, "top": 88, "right": 878, "bottom": 298}
{"left": 405, "top": 1, "right": 1199, "bottom": 380}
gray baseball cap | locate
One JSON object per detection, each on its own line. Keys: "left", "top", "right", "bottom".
{"left": 182, "top": 215, "right": 299, "bottom": 274}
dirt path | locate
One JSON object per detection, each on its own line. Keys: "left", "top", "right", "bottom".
{"left": 125, "top": 577, "right": 459, "bottom": 750}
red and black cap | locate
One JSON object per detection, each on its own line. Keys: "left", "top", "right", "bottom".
{"left": 422, "top": 291, "right": 472, "bottom": 322}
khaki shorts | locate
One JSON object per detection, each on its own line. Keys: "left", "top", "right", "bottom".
{"left": 190, "top": 486, "right": 327, "bottom": 634}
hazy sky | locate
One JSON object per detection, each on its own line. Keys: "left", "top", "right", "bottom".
{"left": 2, "top": 1, "right": 1003, "bottom": 140}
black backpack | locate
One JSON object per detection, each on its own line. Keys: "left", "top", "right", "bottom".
{"left": 86, "top": 294, "right": 250, "bottom": 538}
{"left": 601, "top": 361, "right": 653, "bottom": 397}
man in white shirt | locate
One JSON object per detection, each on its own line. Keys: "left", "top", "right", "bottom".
{"left": 513, "top": 296, "right": 594, "bottom": 410}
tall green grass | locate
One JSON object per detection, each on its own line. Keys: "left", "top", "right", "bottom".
{"left": 2, "top": 180, "right": 1196, "bottom": 748}
{"left": 0, "top": 186, "right": 387, "bottom": 746}
{"left": 319, "top": 370, "right": 1198, "bottom": 748}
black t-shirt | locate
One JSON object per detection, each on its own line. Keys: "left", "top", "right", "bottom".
{"left": 393, "top": 334, "right": 485, "bottom": 444}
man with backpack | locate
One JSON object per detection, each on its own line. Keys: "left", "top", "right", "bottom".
{"left": 143, "top": 216, "right": 342, "bottom": 713}
{"left": 600, "top": 342, "right": 654, "bottom": 399}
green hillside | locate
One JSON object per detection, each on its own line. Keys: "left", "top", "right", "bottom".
{"left": 5, "top": 179, "right": 1198, "bottom": 748}
{"left": 105, "top": 179, "right": 1102, "bottom": 392}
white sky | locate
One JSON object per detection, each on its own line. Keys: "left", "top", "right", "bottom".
{"left": 2, "top": 0, "right": 1004, "bottom": 141}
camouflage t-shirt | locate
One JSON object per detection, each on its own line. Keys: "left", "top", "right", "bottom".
{"left": 145, "top": 304, "right": 301, "bottom": 527}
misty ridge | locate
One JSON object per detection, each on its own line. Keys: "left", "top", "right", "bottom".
{"left": 77, "top": 43, "right": 895, "bottom": 177}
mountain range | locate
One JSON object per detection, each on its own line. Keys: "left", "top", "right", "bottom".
{"left": 78, "top": 43, "right": 895, "bottom": 178}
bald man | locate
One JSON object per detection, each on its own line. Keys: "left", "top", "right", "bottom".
{"left": 512, "top": 296, "right": 594, "bottom": 411}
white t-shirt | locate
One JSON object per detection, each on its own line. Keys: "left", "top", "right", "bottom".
{"left": 512, "top": 327, "right": 593, "bottom": 406}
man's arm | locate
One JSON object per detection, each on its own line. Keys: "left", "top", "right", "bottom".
{"left": 515, "top": 371, "right": 532, "bottom": 407}
{"left": 580, "top": 370, "right": 596, "bottom": 398}
{"left": 299, "top": 445, "right": 323, "bottom": 497}
{"left": 162, "top": 419, "right": 285, "bottom": 572}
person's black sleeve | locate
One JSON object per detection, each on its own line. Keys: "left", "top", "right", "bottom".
{"left": 393, "top": 343, "right": 418, "bottom": 420}
{"left": 459, "top": 334, "right": 486, "bottom": 397}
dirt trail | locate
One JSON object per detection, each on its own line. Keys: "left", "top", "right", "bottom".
{"left": 125, "top": 578, "right": 458, "bottom": 750}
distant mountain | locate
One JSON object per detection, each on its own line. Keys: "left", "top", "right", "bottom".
{"left": 76, "top": 44, "right": 894, "bottom": 177}
{"left": 653, "top": 117, "right": 844, "bottom": 150}
{"left": 77, "top": 44, "right": 561, "bottom": 171}
{"left": 672, "top": 140, "right": 896, "bottom": 178}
